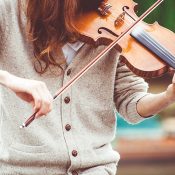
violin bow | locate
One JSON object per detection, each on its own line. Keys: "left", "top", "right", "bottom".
{"left": 20, "top": 0, "right": 164, "bottom": 128}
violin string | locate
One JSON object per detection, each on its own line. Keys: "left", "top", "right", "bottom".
{"left": 132, "top": 27, "right": 175, "bottom": 65}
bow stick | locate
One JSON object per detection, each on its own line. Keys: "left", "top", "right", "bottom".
{"left": 20, "top": 0, "right": 164, "bottom": 128}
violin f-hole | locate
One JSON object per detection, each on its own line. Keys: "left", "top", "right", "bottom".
{"left": 122, "top": 6, "right": 136, "bottom": 21}
{"left": 98, "top": 27, "right": 119, "bottom": 38}
{"left": 114, "top": 6, "right": 137, "bottom": 28}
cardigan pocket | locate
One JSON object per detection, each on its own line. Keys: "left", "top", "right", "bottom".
{"left": 9, "top": 142, "right": 51, "bottom": 154}
{"left": 0, "top": 142, "right": 66, "bottom": 169}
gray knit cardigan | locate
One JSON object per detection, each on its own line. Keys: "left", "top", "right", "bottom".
{"left": 0, "top": 0, "right": 149, "bottom": 175}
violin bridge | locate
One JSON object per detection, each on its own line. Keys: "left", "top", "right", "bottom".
{"left": 114, "top": 12, "right": 125, "bottom": 28}
{"left": 98, "top": 2, "right": 112, "bottom": 16}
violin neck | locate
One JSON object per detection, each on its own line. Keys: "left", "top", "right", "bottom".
{"left": 131, "top": 26, "right": 175, "bottom": 69}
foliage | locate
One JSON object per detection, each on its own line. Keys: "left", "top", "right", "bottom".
{"left": 134, "top": 0, "right": 175, "bottom": 32}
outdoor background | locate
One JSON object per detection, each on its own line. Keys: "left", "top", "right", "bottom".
{"left": 112, "top": 0, "right": 175, "bottom": 175}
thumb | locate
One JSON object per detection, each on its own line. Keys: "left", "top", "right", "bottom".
{"left": 172, "top": 73, "right": 175, "bottom": 84}
{"left": 168, "top": 67, "right": 175, "bottom": 77}
{"left": 29, "top": 101, "right": 36, "bottom": 112}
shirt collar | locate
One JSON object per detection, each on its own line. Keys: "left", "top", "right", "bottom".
{"left": 67, "top": 41, "right": 84, "bottom": 52}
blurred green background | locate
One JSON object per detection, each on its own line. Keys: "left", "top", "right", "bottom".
{"left": 135, "top": 0, "right": 175, "bottom": 32}
{"left": 113, "top": 1, "right": 175, "bottom": 175}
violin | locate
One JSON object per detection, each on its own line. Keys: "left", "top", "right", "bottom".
{"left": 21, "top": 0, "right": 175, "bottom": 128}
{"left": 75, "top": 0, "right": 175, "bottom": 78}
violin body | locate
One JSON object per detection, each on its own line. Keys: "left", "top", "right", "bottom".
{"left": 75, "top": 0, "right": 175, "bottom": 78}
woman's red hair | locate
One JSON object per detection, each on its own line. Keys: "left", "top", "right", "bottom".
{"left": 24, "top": 0, "right": 102, "bottom": 74}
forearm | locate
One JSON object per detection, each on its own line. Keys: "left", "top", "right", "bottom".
{"left": 137, "top": 92, "right": 171, "bottom": 118}
{"left": 0, "top": 70, "right": 10, "bottom": 87}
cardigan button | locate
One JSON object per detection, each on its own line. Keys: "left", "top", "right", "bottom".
{"left": 67, "top": 69, "right": 71, "bottom": 76}
{"left": 65, "top": 124, "right": 71, "bottom": 131}
{"left": 72, "top": 150, "right": 78, "bottom": 157}
{"left": 64, "top": 97, "right": 70, "bottom": 104}
{"left": 72, "top": 171, "right": 78, "bottom": 175}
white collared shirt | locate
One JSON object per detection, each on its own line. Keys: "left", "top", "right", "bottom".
{"left": 62, "top": 41, "right": 84, "bottom": 65}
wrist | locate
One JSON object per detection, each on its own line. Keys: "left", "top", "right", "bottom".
{"left": 163, "top": 91, "right": 174, "bottom": 105}
{"left": 0, "top": 70, "right": 11, "bottom": 87}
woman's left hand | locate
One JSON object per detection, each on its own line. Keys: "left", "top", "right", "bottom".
{"left": 165, "top": 73, "right": 175, "bottom": 104}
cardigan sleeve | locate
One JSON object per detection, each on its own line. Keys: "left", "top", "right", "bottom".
{"left": 114, "top": 60, "right": 152, "bottom": 124}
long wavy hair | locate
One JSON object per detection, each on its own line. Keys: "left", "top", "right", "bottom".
{"left": 24, "top": 0, "right": 102, "bottom": 74}
{"left": 18, "top": 0, "right": 103, "bottom": 74}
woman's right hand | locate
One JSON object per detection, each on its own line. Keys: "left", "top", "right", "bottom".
{"left": 5, "top": 72, "right": 53, "bottom": 118}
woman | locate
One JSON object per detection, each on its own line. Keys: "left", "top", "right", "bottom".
{"left": 0, "top": 0, "right": 175, "bottom": 174}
